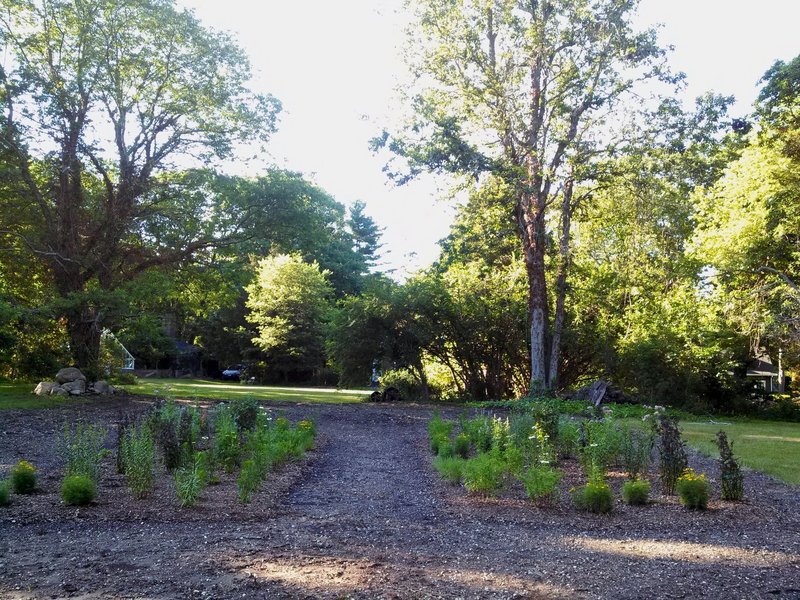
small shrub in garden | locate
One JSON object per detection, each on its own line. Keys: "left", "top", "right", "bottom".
{"left": 11, "top": 460, "right": 37, "bottom": 494}
{"left": 433, "top": 456, "right": 466, "bottom": 484}
{"left": 120, "top": 422, "right": 156, "bottom": 499}
{"left": 520, "top": 465, "right": 561, "bottom": 505}
{"left": 463, "top": 416, "right": 492, "bottom": 454}
{"left": 213, "top": 404, "right": 241, "bottom": 472}
{"left": 658, "top": 417, "right": 688, "bottom": 495}
{"left": 580, "top": 420, "right": 623, "bottom": 472}
{"left": 428, "top": 414, "right": 454, "bottom": 454}
{"left": 453, "top": 433, "right": 470, "bottom": 459}
{"left": 716, "top": 431, "right": 744, "bottom": 501}
{"left": 0, "top": 480, "right": 11, "bottom": 506}
{"left": 437, "top": 440, "right": 454, "bottom": 458}
{"left": 237, "top": 459, "right": 261, "bottom": 504}
{"left": 620, "top": 425, "right": 654, "bottom": 480}
{"left": 556, "top": 417, "right": 580, "bottom": 458}
{"left": 61, "top": 474, "right": 96, "bottom": 506}
{"left": 504, "top": 445, "right": 525, "bottom": 476}
{"left": 622, "top": 478, "right": 651, "bottom": 505}
{"left": 174, "top": 453, "right": 207, "bottom": 507}
{"left": 572, "top": 480, "right": 614, "bottom": 513}
{"left": 59, "top": 421, "right": 109, "bottom": 482}
{"left": 490, "top": 415, "right": 510, "bottom": 455}
{"left": 230, "top": 396, "right": 260, "bottom": 431}
{"left": 676, "top": 468, "right": 709, "bottom": 510}
{"left": 462, "top": 453, "right": 505, "bottom": 496}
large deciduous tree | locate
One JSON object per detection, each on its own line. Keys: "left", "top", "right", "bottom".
{"left": 378, "top": 0, "right": 670, "bottom": 391}
{"left": 0, "top": 0, "right": 279, "bottom": 373}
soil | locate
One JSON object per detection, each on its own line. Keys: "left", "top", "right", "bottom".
{"left": 1, "top": 395, "right": 799, "bottom": 599}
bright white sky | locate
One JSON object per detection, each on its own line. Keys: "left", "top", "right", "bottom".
{"left": 180, "top": 0, "right": 800, "bottom": 278}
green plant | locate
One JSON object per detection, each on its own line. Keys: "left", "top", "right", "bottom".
{"left": 676, "top": 468, "right": 709, "bottom": 509}
{"left": 237, "top": 459, "right": 261, "bottom": 503}
{"left": 622, "top": 478, "right": 651, "bottom": 505}
{"left": 174, "top": 453, "right": 207, "bottom": 507}
{"left": 504, "top": 445, "right": 525, "bottom": 476}
{"left": 490, "top": 415, "right": 510, "bottom": 455}
{"left": 620, "top": 425, "right": 654, "bottom": 479}
{"left": 572, "top": 480, "right": 614, "bottom": 513}
{"left": 213, "top": 404, "right": 241, "bottom": 472}
{"left": 556, "top": 417, "right": 580, "bottom": 458}
{"left": 462, "top": 416, "right": 492, "bottom": 454}
{"left": 61, "top": 474, "right": 96, "bottom": 506}
{"left": 453, "top": 433, "right": 470, "bottom": 459}
{"left": 433, "top": 455, "right": 466, "bottom": 484}
{"left": 462, "top": 453, "right": 505, "bottom": 496}
{"left": 230, "top": 396, "right": 260, "bottom": 431}
{"left": 580, "top": 419, "right": 624, "bottom": 475}
{"left": 520, "top": 465, "right": 561, "bottom": 504}
{"left": 120, "top": 422, "right": 156, "bottom": 499}
{"left": 428, "top": 414, "right": 454, "bottom": 454}
{"left": 0, "top": 479, "right": 11, "bottom": 506}
{"left": 59, "top": 421, "right": 109, "bottom": 482}
{"left": 658, "top": 417, "right": 688, "bottom": 495}
{"left": 10, "top": 460, "right": 37, "bottom": 494}
{"left": 716, "top": 431, "right": 744, "bottom": 501}
{"left": 437, "top": 440, "right": 454, "bottom": 458}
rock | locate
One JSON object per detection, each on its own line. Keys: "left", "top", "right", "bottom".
{"left": 55, "top": 367, "right": 86, "bottom": 384}
{"left": 34, "top": 381, "right": 57, "bottom": 396}
{"left": 369, "top": 391, "right": 383, "bottom": 402}
{"left": 50, "top": 386, "right": 68, "bottom": 396}
{"left": 61, "top": 379, "right": 86, "bottom": 395}
{"left": 91, "top": 380, "right": 111, "bottom": 394}
{"left": 571, "top": 379, "right": 636, "bottom": 406}
{"left": 383, "top": 387, "right": 401, "bottom": 402}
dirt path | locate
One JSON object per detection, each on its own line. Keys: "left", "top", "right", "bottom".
{"left": 1, "top": 399, "right": 799, "bottom": 599}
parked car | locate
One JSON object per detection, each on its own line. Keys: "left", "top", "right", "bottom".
{"left": 221, "top": 364, "right": 246, "bottom": 381}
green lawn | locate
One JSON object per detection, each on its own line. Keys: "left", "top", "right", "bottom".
{"left": 0, "top": 382, "right": 86, "bottom": 410}
{"left": 122, "top": 378, "right": 370, "bottom": 404}
{"left": 681, "top": 419, "right": 800, "bottom": 485}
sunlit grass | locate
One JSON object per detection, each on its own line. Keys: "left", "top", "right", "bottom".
{"left": 0, "top": 382, "right": 85, "bottom": 410}
{"left": 680, "top": 419, "right": 800, "bottom": 485}
{"left": 122, "top": 378, "right": 369, "bottom": 404}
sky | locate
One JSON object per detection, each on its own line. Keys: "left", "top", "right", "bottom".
{"left": 180, "top": 0, "right": 800, "bottom": 278}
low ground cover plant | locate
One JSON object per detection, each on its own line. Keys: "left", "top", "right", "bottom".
{"left": 622, "top": 478, "right": 651, "bottom": 505}
{"left": 572, "top": 480, "right": 614, "bottom": 513}
{"left": 676, "top": 468, "right": 709, "bottom": 509}
{"left": 11, "top": 460, "right": 37, "bottom": 494}
{"left": 61, "top": 474, "right": 96, "bottom": 506}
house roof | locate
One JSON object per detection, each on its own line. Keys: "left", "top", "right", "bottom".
{"left": 746, "top": 356, "right": 779, "bottom": 377}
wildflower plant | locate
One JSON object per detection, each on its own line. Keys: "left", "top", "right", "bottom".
{"left": 11, "top": 460, "right": 37, "bottom": 494}
{"left": 59, "top": 421, "right": 109, "bottom": 482}
{"left": 676, "top": 468, "right": 709, "bottom": 509}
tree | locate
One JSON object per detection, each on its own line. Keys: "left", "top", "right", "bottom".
{"left": 376, "top": 0, "right": 670, "bottom": 391}
{"left": 347, "top": 200, "right": 384, "bottom": 269}
{"left": 0, "top": 0, "right": 279, "bottom": 373}
{"left": 245, "top": 255, "right": 333, "bottom": 382}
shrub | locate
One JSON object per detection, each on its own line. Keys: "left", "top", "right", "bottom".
{"left": 573, "top": 480, "right": 614, "bottom": 513}
{"left": 428, "top": 415, "right": 454, "bottom": 454}
{"left": 556, "top": 417, "right": 580, "bottom": 458}
{"left": 174, "top": 453, "right": 207, "bottom": 507}
{"left": 504, "top": 445, "right": 525, "bottom": 476}
{"left": 453, "top": 433, "right": 470, "bottom": 459}
{"left": 61, "top": 474, "right": 96, "bottom": 506}
{"left": 379, "top": 368, "right": 425, "bottom": 400}
{"left": 10, "top": 460, "right": 37, "bottom": 494}
{"left": 462, "top": 453, "right": 505, "bottom": 496}
{"left": 658, "top": 417, "right": 688, "bottom": 495}
{"left": 462, "top": 416, "right": 492, "bottom": 454}
{"left": 520, "top": 465, "right": 561, "bottom": 505}
{"left": 433, "top": 456, "right": 466, "bottom": 484}
{"left": 237, "top": 459, "right": 261, "bottom": 504}
{"left": 437, "top": 440, "right": 454, "bottom": 458}
{"left": 230, "top": 396, "right": 260, "bottom": 431}
{"left": 716, "top": 431, "right": 744, "bottom": 501}
{"left": 120, "top": 422, "right": 156, "bottom": 499}
{"left": 676, "top": 468, "right": 709, "bottom": 510}
{"left": 213, "top": 404, "right": 240, "bottom": 472}
{"left": 580, "top": 420, "right": 623, "bottom": 474}
{"left": 59, "top": 421, "right": 109, "bottom": 482}
{"left": 152, "top": 400, "right": 183, "bottom": 471}
{"left": 622, "top": 478, "right": 651, "bottom": 505}
{"left": 490, "top": 415, "right": 510, "bottom": 455}
{"left": 0, "top": 480, "right": 10, "bottom": 506}
{"left": 620, "top": 425, "right": 654, "bottom": 480}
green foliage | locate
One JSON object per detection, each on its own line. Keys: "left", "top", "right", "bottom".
{"left": 620, "top": 425, "right": 655, "bottom": 480}
{"left": 428, "top": 414, "right": 454, "bottom": 454}
{"left": 453, "top": 433, "right": 470, "bottom": 459}
{"left": 490, "top": 416, "right": 510, "bottom": 456}
{"left": 10, "top": 460, "right": 37, "bottom": 494}
{"left": 237, "top": 459, "right": 261, "bottom": 504}
{"left": 622, "top": 478, "right": 651, "bottom": 505}
{"left": 716, "top": 431, "right": 744, "bottom": 501}
{"left": 213, "top": 404, "right": 241, "bottom": 472}
{"left": 556, "top": 417, "right": 581, "bottom": 458}
{"left": 462, "top": 453, "right": 505, "bottom": 496}
{"left": 572, "top": 480, "right": 614, "bottom": 514}
{"left": 380, "top": 368, "right": 426, "bottom": 401}
{"left": 120, "top": 422, "right": 156, "bottom": 499}
{"left": 174, "top": 453, "right": 208, "bottom": 508}
{"left": 433, "top": 456, "right": 467, "bottom": 484}
{"left": 462, "top": 416, "right": 492, "bottom": 454}
{"left": 579, "top": 420, "right": 624, "bottom": 477}
{"left": 229, "top": 396, "right": 260, "bottom": 431}
{"left": 658, "top": 417, "right": 689, "bottom": 495}
{"left": 61, "top": 474, "right": 96, "bottom": 506}
{"left": 520, "top": 465, "right": 561, "bottom": 505}
{"left": 59, "top": 421, "right": 109, "bottom": 482}
{"left": 0, "top": 479, "right": 11, "bottom": 506}
{"left": 676, "top": 469, "right": 709, "bottom": 510}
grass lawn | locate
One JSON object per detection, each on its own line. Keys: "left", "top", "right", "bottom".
{"left": 0, "top": 382, "right": 86, "bottom": 410}
{"left": 681, "top": 419, "right": 800, "bottom": 485}
{"left": 122, "top": 378, "right": 370, "bottom": 404}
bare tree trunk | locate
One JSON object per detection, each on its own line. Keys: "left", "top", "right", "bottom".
{"left": 548, "top": 177, "right": 574, "bottom": 390}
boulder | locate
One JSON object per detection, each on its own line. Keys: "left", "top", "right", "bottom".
{"left": 50, "top": 386, "right": 68, "bottom": 396}
{"left": 62, "top": 379, "right": 86, "bottom": 395}
{"left": 34, "top": 381, "right": 57, "bottom": 396}
{"left": 383, "top": 386, "right": 401, "bottom": 402}
{"left": 91, "top": 380, "right": 111, "bottom": 394}
{"left": 56, "top": 367, "right": 86, "bottom": 384}
{"left": 571, "top": 379, "right": 635, "bottom": 406}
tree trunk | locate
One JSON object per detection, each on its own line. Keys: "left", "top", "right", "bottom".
{"left": 548, "top": 176, "right": 574, "bottom": 390}
{"left": 65, "top": 307, "right": 102, "bottom": 376}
